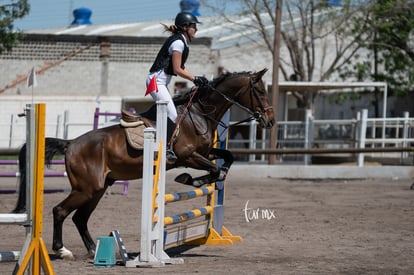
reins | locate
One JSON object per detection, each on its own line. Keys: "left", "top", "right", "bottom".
{"left": 168, "top": 86, "right": 199, "bottom": 147}
{"left": 171, "top": 73, "right": 272, "bottom": 145}
{"left": 204, "top": 77, "right": 270, "bottom": 129}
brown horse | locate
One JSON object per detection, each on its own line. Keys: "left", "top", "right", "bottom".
{"left": 16, "top": 69, "right": 274, "bottom": 260}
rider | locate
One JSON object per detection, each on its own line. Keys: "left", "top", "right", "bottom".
{"left": 146, "top": 11, "right": 208, "bottom": 163}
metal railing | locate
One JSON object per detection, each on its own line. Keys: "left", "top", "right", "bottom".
{"left": 227, "top": 109, "right": 414, "bottom": 166}
{"left": 2, "top": 108, "right": 413, "bottom": 166}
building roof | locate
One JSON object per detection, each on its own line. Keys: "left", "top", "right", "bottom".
{"left": 24, "top": 7, "right": 343, "bottom": 51}
{"left": 25, "top": 13, "right": 274, "bottom": 51}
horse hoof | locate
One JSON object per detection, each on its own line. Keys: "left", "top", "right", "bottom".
{"left": 175, "top": 173, "right": 193, "bottom": 185}
{"left": 192, "top": 181, "right": 204, "bottom": 188}
{"left": 217, "top": 169, "right": 227, "bottom": 181}
{"left": 88, "top": 250, "right": 95, "bottom": 259}
{"left": 55, "top": 246, "right": 75, "bottom": 261}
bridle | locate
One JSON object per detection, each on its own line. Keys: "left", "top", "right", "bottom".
{"left": 205, "top": 76, "right": 273, "bottom": 128}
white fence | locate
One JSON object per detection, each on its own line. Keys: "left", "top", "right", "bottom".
{"left": 1, "top": 107, "right": 413, "bottom": 166}
{"left": 227, "top": 109, "right": 414, "bottom": 166}
{"left": 0, "top": 95, "right": 122, "bottom": 148}
{"left": 0, "top": 111, "right": 94, "bottom": 148}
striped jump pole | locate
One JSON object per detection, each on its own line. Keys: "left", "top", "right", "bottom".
{"left": 164, "top": 186, "right": 215, "bottom": 204}
{"left": 164, "top": 206, "right": 213, "bottom": 226}
{"left": 162, "top": 110, "right": 241, "bottom": 248}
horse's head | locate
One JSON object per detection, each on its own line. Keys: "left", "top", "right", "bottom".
{"left": 243, "top": 68, "right": 274, "bottom": 129}
{"left": 213, "top": 69, "right": 274, "bottom": 129}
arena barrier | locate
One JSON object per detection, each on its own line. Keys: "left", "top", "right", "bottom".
{"left": 0, "top": 159, "right": 69, "bottom": 195}
{"left": 0, "top": 159, "right": 128, "bottom": 195}
{"left": 125, "top": 101, "right": 242, "bottom": 268}
{"left": 0, "top": 104, "right": 54, "bottom": 274}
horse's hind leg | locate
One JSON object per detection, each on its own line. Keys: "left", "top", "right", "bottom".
{"left": 52, "top": 193, "right": 78, "bottom": 260}
{"left": 53, "top": 190, "right": 99, "bottom": 260}
{"left": 72, "top": 188, "right": 107, "bottom": 258}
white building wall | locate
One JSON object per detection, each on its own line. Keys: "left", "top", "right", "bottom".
{"left": 0, "top": 95, "right": 122, "bottom": 148}
{"left": 0, "top": 38, "right": 215, "bottom": 148}
{"left": 216, "top": 42, "right": 274, "bottom": 85}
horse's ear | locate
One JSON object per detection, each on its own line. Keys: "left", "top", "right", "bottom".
{"left": 252, "top": 68, "right": 268, "bottom": 83}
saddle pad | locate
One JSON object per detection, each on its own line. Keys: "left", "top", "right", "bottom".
{"left": 124, "top": 123, "right": 146, "bottom": 150}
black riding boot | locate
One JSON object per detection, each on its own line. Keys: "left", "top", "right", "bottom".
{"left": 166, "top": 118, "right": 177, "bottom": 163}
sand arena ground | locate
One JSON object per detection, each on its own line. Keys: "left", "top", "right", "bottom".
{"left": 1, "top": 168, "right": 413, "bottom": 274}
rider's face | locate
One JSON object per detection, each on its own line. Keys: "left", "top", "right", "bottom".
{"left": 187, "top": 23, "right": 197, "bottom": 39}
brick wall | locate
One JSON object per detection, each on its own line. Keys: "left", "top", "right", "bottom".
{"left": 0, "top": 34, "right": 217, "bottom": 148}
{"left": 0, "top": 34, "right": 215, "bottom": 96}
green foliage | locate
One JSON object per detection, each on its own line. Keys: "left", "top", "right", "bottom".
{"left": 327, "top": 92, "right": 361, "bottom": 105}
{"left": 339, "top": 0, "right": 414, "bottom": 96}
{"left": 0, "top": 0, "right": 30, "bottom": 54}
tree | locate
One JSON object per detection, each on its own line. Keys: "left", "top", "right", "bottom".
{"left": 203, "top": 0, "right": 366, "bottom": 109}
{"left": 0, "top": 0, "right": 30, "bottom": 55}
{"left": 338, "top": 0, "right": 414, "bottom": 117}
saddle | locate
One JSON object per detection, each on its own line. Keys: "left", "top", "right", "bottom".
{"left": 120, "top": 110, "right": 145, "bottom": 127}
{"left": 120, "top": 108, "right": 178, "bottom": 150}
{"left": 120, "top": 110, "right": 148, "bottom": 150}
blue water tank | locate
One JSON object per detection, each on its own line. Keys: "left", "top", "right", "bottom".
{"left": 327, "top": 0, "right": 342, "bottom": 7}
{"left": 180, "top": 0, "right": 200, "bottom": 16}
{"left": 71, "top": 7, "right": 92, "bottom": 25}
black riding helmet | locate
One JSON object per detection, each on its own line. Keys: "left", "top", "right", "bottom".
{"left": 175, "top": 12, "right": 201, "bottom": 28}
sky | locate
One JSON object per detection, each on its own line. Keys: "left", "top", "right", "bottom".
{"left": 12, "top": 0, "right": 242, "bottom": 31}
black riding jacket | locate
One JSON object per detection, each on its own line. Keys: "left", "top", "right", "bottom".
{"left": 149, "top": 33, "right": 189, "bottom": 76}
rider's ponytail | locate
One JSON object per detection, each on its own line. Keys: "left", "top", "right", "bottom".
{"left": 162, "top": 23, "right": 181, "bottom": 34}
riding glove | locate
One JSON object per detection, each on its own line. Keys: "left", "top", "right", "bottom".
{"left": 193, "top": 76, "right": 209, "bottom": 87}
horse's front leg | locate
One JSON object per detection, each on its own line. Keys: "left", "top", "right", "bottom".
{"left": 175, "top": 149, "right": 233, "bottom": 187}
{"left": 209, "top": 148, "right": 234, "bottom": 181}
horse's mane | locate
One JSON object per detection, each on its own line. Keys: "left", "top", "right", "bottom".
{"left": 210, "top": 71, "right": 252, "bottom": 87}
{"left": 173, "top": 71, "right": 253, "bottom": 106}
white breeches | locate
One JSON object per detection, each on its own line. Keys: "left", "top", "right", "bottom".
{"left": 150, "top": 84, "right": 177, "bottom": 123}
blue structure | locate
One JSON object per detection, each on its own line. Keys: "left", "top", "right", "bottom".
{"left": 327, "top": 0, "right": 343, "bottom": 7}
{"left": 180, "top": 0, "right": 200, "bottom": 16}
{"left": 71, "top": 7, "right": 92, "bottom": 26}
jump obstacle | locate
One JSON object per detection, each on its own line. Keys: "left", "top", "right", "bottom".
{"left": 0, "top": 104, "right": 54, "bottom": 274}
{"left": 124, "top": 101, "right": 242, "bottom": 268}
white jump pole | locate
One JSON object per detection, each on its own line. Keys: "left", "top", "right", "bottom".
{"left": 0, "top": 105, "right": 33, "bottom": 264}
{"left": 126, "top": 101, "right": 183, "bottom": 268}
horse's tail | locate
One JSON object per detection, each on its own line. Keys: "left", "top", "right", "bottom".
{"left": 12, "top": 143, "right": 28, "bottom": 213}
{"left": 44, "top": 137, "right": 69, "bottom": 166}
{"left": 11, "top": 138, "right": 70, "bottom": 213}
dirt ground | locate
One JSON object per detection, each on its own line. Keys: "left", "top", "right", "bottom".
{"left": 1, "top": 168, "right": 414, "bottom": 274}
